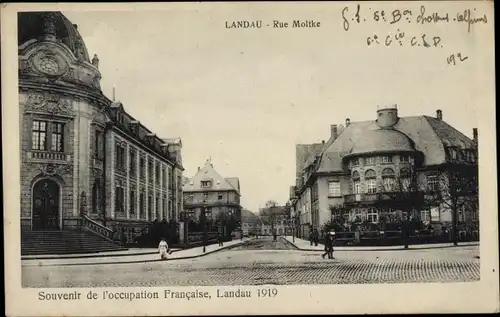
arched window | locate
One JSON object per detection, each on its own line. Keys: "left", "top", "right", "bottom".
{"left": 352, "top": 171, "right": 361, "bottom": 194}
{"left": 365, "top": 169, "right": 376, "bottom": 179}
{"left": 352, "top": 171, "right": 360, "bottom": 180}
{"left": 365, "top": 170, "right": 377, "bottom": 194}
{"left": 382, "top": 168, "right": 395, "bottom": 191}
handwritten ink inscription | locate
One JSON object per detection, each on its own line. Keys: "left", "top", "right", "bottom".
{"left": 341, "top": 4, "right": 488, "bottom": 66}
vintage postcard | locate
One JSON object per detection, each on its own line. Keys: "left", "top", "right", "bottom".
{"left": 2, "top": 1, "right": 498, "bottom": 316}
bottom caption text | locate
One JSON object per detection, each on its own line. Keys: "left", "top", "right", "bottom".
{"left": 37, "top": 288, "right": 279, "bottom": 302}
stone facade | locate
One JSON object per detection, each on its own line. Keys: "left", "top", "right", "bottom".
{"left": 290, "top": 107, "right": 479, "bottom": 232}
{"left": 19, "top": 12, "right": 184, "bottom": 236}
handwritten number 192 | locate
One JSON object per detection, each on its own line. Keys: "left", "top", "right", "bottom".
{"left": 447, "top": 53, "right": 468, "bottom": 66}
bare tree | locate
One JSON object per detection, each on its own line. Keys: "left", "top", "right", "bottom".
{"left": 382, "top": 167, "right": 426, "bottom": 249}
{"left": 260, "top": 200, "right": 279, "bottom": 233}
{"left": 425, "top": 164, "right": 478, "bottom": 246}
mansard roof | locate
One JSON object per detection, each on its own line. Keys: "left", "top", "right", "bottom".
{"left": 303, "top": 114, "right": 475, "bottom": 175}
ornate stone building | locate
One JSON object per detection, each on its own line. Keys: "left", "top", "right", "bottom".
{"left": 290, "top": 106, "right": 478, "bottom": 236}
{"left": 19, "top": 12, "right": 184, "bottom": 240}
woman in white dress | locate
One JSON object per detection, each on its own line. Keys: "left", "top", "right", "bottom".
{"left": 158, "top": 237, "right": 169, "bottom": 260}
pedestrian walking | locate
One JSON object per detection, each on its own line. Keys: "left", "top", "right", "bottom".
{"left": 309, "top": 232, "right": 313, "bottom": 246}
{"left": 158, "top": 237, "right": 170, "bottom": 260}
{"left": 217, "top": 232, "right": 224, "bottom": 247}
{"left": 322, "top": 232, "right": 335, "bottom": 259}
{"left": 313, "top": 229, "right": 319, "bottom": 246}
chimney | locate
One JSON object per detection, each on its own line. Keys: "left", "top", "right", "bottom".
{"left": 473, "top": 128, "right": 478, "bottom": 144}
{"left": 321, "top": 140, "right": 325, "bottom": 144}
{"left": 198, "top": 166, "right": 200, "bottom": 172}
{"left": 330, "top": 124, "right": 338, "bottom": 139}
{"left": 345, "top": 118, "right": 351, "bottom": 127}
{"left": 436, "top": 109, "right": 443, "bottom": 120}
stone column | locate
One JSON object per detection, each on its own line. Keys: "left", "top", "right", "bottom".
{"left": 126, "top": 144, "right": 130, "bottom": 220}
{"left": 145, "top": 154, "right": 149, "bottom": 221}
{"left": 110, "top": 134, "right": 115, "bottom": 219}
{"left": 153, "top": 159, "right": 156, "bottom": 220}
{"left": 136, "top": 150, "right": 140, "bottom": 220}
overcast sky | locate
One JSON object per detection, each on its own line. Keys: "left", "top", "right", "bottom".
{"left": 63, "top": 2, "right": 492, "bottom": 213}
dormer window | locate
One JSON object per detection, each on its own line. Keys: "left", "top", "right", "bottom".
{"left": 201, "top": 180, "right": 212, "bottom": 188}
{"left": 365, "top": 157, "right": 377, "bottom": 165}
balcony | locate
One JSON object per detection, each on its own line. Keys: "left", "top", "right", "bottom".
{"left": 29, "top": 150, "right": 68, "bottom": 161}
{"left": 344, "top": 191, "right": 424, "bottom": 205}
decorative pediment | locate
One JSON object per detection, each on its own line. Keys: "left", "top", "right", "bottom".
{"left": 25, "top": 92, "right": 75, "bottom": 116}
{"left": 25, "top": 162, "right": 73, "bottom": 177}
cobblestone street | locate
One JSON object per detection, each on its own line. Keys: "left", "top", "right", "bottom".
{"left": 22, "top": 237, "right": 480, "bottom": 288}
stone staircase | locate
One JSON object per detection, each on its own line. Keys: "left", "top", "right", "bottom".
{"left": 21, "top": 230, "right": 127, "bottom": 256}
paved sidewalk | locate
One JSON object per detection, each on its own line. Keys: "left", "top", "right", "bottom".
{"left": 22, "top": 238, "right": 254, "bottom": 267}
{"left": 21, "top": 248, "right": 162, "bottom": 260}
{"left": 282, "top": 236, "right": 479, "bottom": 251}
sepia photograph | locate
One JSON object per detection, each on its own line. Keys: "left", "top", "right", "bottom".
{"left": 3, "top": 1, "right": 498, "bottom": 316}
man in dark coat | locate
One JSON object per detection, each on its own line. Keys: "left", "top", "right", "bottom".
{"left": 322, "top": 232, "right": 335, "bottom": 259}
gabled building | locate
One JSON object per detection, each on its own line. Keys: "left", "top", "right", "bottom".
{"left": 241, "top": 209, "right": 261, "bottom": 236}
{"left": 290, "top": 106, "right": 478, "bottom": 237}
{"left": 18, "top": 12, "right": 184, "bottom": 246}
{"left": 182, "top": 160, "right": 242, "bottom": 235}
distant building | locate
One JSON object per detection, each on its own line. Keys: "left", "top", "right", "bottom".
{"left": 182, "top": 160, "right": 242, "bottom": 235}
{"left": 290, "top": 107, "right": 478, "bottom": 238}
{"left": 241, "top": 209, "right": 261, "bottom": 236}
{"left": 259, "top": 205, "right": 292, "bottom": 236}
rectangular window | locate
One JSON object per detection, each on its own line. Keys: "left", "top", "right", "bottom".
{"left": 365, "top": 157, "right": 377, "bottom": 165}
{"left": 115, "top": 185, "right": 124, "bottom": 214}
{"left": 148, "top": 195, "right": 153, "bottom": 220}
{"left": 366, "top": 179, "right": 377, "bottom": 194}
{"left": 162, "top": 197, "right": 167, "bottom": 219}
{"left": 32, "top": 120, "right": 48, "bottom": 150}
{"left": 328, "top": 181, "right": 341, "bottom": 197}
{"left": 148, "top": 161, "right": 154, "bottom": 183}
{"left": 156, "top": 197, "right": 160, "bottom": 219}
{"left": 129, "top": 150, "right": 136, "bottom": 176}
{"left": 201, "top": 180, "right": 212, "bottom": 188}
{"left": 115, "top": 143, "right": 126, "bottom": 170}
{"left": 139, "top": 191, "right": 145, "bottom": 218}
{"left": 156, "top": 165, "right": 161, "bottom": 185}
{"left": 354, "top": 180, "right": 362, "bottom": 194}
{"left": 130, "top": 189, "right": 136, "bottom": 216}
{"left": 350, "top": 159, "right": 359, "bottom": 167}
{"left": 427, "top": 173, "right": 439, "bottom": 191}
{"left": 400, "top": 155, "right": 410, "bottom": 163}
{"left": 162, "top": 169, "right": 167, "bottom": 188}
{"left": 203, "top": 193, "right": 209, "bottom": 201}
{"left": 430, "top": 206, "right": 440, "bottom": 222}
{"left": 51, "top": 122, "right": 64, "bottom": 152}
{"left": 140, "top": 157, "right": 146, "bottom": 179}
{"left": 218, "top": 193, "right": 223, "bottom": 200}
{"left": 367, "top": 208, "right": 378, "bottom": 223}
{"left": 383, "top": 177, "right": 395, "bottom": 191}
{"left": 381, "top": 156, "right": 392, "bottom": 163}
{"left": 421, "top": 208, "right": 431, "bottom": 222}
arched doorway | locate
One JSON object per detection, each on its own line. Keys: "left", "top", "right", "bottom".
{"left": 32, "top": 179, "right": 60, "bottom": 230}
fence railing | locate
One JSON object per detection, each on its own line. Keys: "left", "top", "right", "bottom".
{"left": 81, "top": 215, "right": 115, "bottom": 242}
{"left": 321, "top": 229, "right": 479, "bottom": 246}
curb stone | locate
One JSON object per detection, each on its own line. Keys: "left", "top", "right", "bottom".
{"left": 22, "top": 239, "right": 254, "bottom": 267}
{"left": 280, "top": 237, "right": 479, "bottom": 252}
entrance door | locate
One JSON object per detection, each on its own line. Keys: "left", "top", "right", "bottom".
{"left": 32, "top": 179, "right": 60, "bottom": 230}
